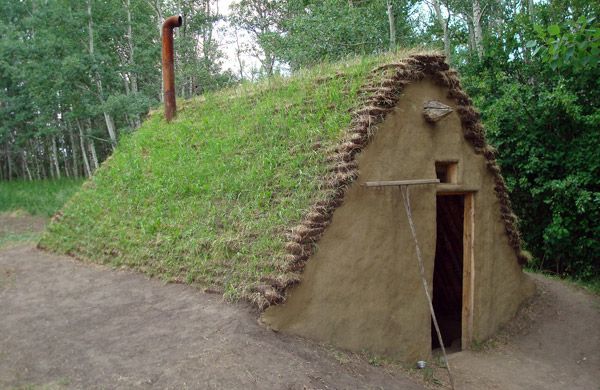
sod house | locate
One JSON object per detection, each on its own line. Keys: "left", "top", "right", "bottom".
{"left": 43, "top": 53, "right": 535, "bottom": 363}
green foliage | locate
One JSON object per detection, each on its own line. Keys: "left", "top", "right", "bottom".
{"left": 0, "top": 179, "right": 83, "bottom": 217}
{"left": 275, "top": 0, "right": 418, "bottom": 70}
{"left": 40, "top": 55, "right": 389, "bottom": 300}
{"left": 0, "top": 0, "right": 230, "bottom": 181}
{"left": 229, "top": 0, "right": 287, "bottom": 76}
{"left": 461, "top": 8, "right": 600, "bottom": 281}
{"left": 529, "top": 16, "right": 599, "bottom": 72}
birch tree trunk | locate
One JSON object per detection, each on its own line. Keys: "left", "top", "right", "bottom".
{"left": 30, "top": 139, "right": 41, "bottom": 180}
{"left": 234, "top": 29, "right": 245, "bottom": 79}
{"left": 125, "top": 0, "right": 141, "bottom": 127}
{"left": 5, "top": 142, "right": 13, "bottom": 180}
{"left": 76, "top": 119, "right": 92, "bottom": 178}
{"left": 61, "top": 134, "right": 71, "bottom": 178}
{"left": 68, "top": 125, "right": 80, "bottom": 177}
{"left": 432, "top": 0, "right": 451, "bottom": 63}
{"left": 148, "top": 0, "right": 164, "bottom": 102}
{"left": 33, "top": 138, "right": 46, "bottom": 179}
{"left": 528, "top": 0, "right": 534, "bottom": 20}
{"left": 86, "top": 119, "right": 99, "bottom": 171}
{"left": 387, "top": 0, "right": 396, "bottom": 51}
{"left": 22, "top": 150, "right": 33, "bottom": 181}
{"left": 89, "top": 140, "right": 99, "bottom": 171}
{"left": 125, "top": 0, "right": 138, "bottom": 95}
{"left": 51, "top": 135, "right": 61, "bottom": 179}
{"left": 45, "top": 140, "right": 54, "bottom": 179}
{"left": 472, "top": 0, "right": 484, "bottom": 59}
{"left": 87, "top": 0, "right": 117, "bottom": 150}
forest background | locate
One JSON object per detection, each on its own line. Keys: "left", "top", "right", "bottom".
{"left": 1, "top": 0, "right": 598, "bottom": 283}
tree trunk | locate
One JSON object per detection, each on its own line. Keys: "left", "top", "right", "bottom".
{"left": 432, "top": 0, "right": 451, "bottom": 63}
{"left": 51, "top": 135, "right": 61, "bottom": 179}
{"left": 125, "top": 0, "right": 138, "bottom": 95}
{"left": 101, "top": 109, "right": 118, "bottom": 149}
{"left": 89, "top": 139, "right": 99, "bottom": 171}
{"left": 88, "top": 0, "right": 118, "bottom": 150}
{"left": 262, "top": 49, "right": 275, "bottom": 77}
{"left": 5, "top": 142, "right": 13, "bottom": 180}
{"left": 148, "top": 0, "right": 164, "bottom": 102}
{"left": 528, "top": 0, "right": 534, "bottom": 20}
{"left": 125, "top": 0, "right": 141, "bottom": 127}
{"left": 68, "top": 125, "right": 80, "bottom": 177}
{"left": 34, "top": 138, "right": 46, "bottom": 179}
{"left": 59, "top": 134, "right": 71, "bottom": 178}
{"left": 387, "top": 0, "right": 396, "bottom": 51}
{"left": 77, "top": 119, "right": 92, "bottom": 178}
{"left": 22, "top": 150, "right": 33, "bottom": 181}
{"left": 30, "top": 139, "right": 41, "bottom": 180}
{"left": 472, "top": 0, "right": 484, "bottom": 59}
{"left": 467, "top": 18, "right": 475, "bottom": 54}
{"left": 86, "top": 119, "right": 99, "bottom": 171}
{"left": 234, "top": 29, "right": 245, "bottom": 79}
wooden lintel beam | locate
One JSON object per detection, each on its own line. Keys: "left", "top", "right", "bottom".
{"left": 364, "top": 179, "right": 440, "bottom": 187}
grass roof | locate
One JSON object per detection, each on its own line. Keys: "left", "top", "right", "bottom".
{"left": 41, "top": 51, "right": 527, "bottom": 308}
{"left": 41, "top": 52, "right": 414, "bottom": 302}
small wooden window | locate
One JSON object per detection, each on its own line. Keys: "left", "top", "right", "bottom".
{"left": 435, "top": 161, "right": 458, "bottom": 183}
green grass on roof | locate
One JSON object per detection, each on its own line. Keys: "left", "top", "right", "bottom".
{"left": 40, "top": 52, "right": 413, "bottom": 300}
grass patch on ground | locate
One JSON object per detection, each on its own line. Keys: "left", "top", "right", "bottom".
{"left": 40, "top": 52, "right": 410, "bottom": 301}
{"left": 0, "top": 179, "right": 83, "bottom": 217}
{"left": 0, "top": 231, "right": 43, "bottom": 248}
{"left": 527, "top": 270, "right": 600, "bottom": 296}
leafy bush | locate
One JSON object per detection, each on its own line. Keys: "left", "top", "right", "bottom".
{"left": 462, "top": 16, "right": 599, "bottom": 280}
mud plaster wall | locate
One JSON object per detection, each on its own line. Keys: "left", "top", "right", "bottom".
{"left": 262, "top": 78, "right": 535, "bottom": 362}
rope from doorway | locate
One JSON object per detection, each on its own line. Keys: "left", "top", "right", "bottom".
{"left": 400, "top": 185, "right": 456, "bottom": 390}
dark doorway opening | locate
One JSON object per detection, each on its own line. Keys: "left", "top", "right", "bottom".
{"left": 432, "top": 195, "right": 464, "bottom": 350}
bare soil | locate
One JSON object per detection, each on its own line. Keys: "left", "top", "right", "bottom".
{"left": 1, "top": 215, "right": 598, "bottom": 389}
{"left": 444, "top": 273, "right": 600, "bottom": 390}
{"left": 0, "top": 244, "right": 422, "bottom": 390}
{"left": 0, "top": 211, "right": 47, "bottom": 237}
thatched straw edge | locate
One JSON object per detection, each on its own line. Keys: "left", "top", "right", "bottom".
{"left": 250, "top": 54, "right": 527, "bottom": 310}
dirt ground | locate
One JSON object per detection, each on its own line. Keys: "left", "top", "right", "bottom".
{"left": 444, "top": 273, "right": 600, "bottom": 390}
{"left": 0, "top": 216, "right": 598, "bottom": 389}
{"left": 0, "top": 244, "right": 424, "bottom": 390}
{"left": 0, "top": 211, "right": 47, "bottom": 237}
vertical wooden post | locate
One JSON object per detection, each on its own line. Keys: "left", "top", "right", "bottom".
{"left": 462, "top": 193, "right": 475, "bottom": 350}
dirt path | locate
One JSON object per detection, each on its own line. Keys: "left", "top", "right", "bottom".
{"left": 0, "top": 212, "right": 47, "bottom": 248}
{"left": 445, "top": 274, "right": 600, "bottom": 390}
{"left": 0, "top": 244, "right": 422, "bottom": 390}
{"left": 0, "top": 212, "right": 47, "bottom": 236}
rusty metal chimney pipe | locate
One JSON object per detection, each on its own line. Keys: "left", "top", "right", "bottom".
{"left": 162, "top": 15, "right": 182, "bottom": 122}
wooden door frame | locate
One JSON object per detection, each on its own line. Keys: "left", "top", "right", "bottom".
{"left": 436, "top": 191, "right": 475, "bottom": 350}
